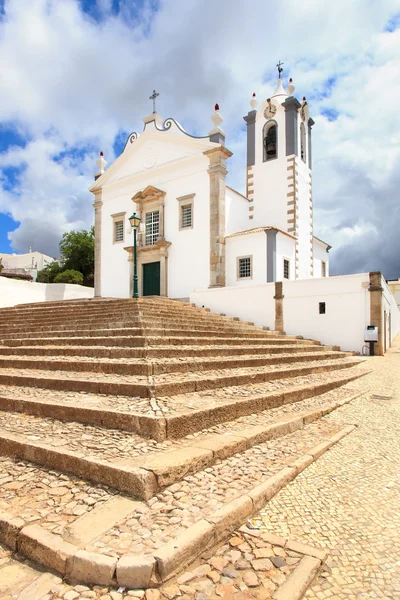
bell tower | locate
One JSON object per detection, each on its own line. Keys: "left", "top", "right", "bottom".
{"left": 243, "top": 68, "right": 315, "bottom": 279}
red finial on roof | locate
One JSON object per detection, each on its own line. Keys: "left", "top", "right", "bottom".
{"left": 215, "top": 103, "right": 219, "bottom": 111}
{"left": 289, "top": 78, "right": 293, "bottom": 82}
{"left": 100, "top": 151, "right": 104, "bottom": 156}
{"left": 252, "top": 92, "right": 256, "bottom": 97}
{"left": 303, "top": 96, "right": 306, "bottom": 101}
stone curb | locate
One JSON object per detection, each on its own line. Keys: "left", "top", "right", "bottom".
{"left": 0, "top": 421, "right": 357, "bottom": 588}
{"left": 0, "top": 392, "right": 364, "bottom": 499}
{"left": 272, "top": 555, "right": 322, "bottom": 600}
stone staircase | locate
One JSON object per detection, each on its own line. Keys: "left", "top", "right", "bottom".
{"left": 0, "top": 297, "right": 368, "bottom": 593}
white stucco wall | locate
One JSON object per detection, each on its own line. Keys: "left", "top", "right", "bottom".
{"left": 190, "top": 273, "right": 400, "bottom": 353}
{"left": 99, "top": 144, "right": 211, "bottom": 300}
{"left": 382, "top": 277, "right": 400, "bottom": 349}
{"left": 0, "top": 277, "right": 94, "bottom": 308}
{"left": 282, "top": 274, "right": 370, "bottom": 352}
{"left": 225, "top": 187, "right": 250, "bottom": 235}
{"left": 191, "top": 283, "right": 276, "bottom": 330}
{"left": 276, "top": 233, "right": 296, "bottom": 281}
{"left": 226, "top": 232, "right": 266, "bottom": 287}
{"left": 313, "top": 240, "right": 330, "bottom": 278}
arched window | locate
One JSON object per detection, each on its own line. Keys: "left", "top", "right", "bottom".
{"left": 300, "top": 122, "right": 306, "bottom": 163}
{"left": 263, "top": 122, "right": 277, "bottom": 162}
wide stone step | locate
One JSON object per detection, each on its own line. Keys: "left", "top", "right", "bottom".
{"left": 0, "top": 369, "right": 367, "bottom": 440}
{"left": 0, "top": 326, "right": 273, "bottom": 340}
{"left": 0, "top": 351, "right": 349, "bottom": 376}
{"left": 0, "top": 342, "right": 336, "bottom": 360}
{"left": 0, "top": 401, "right": 359, "bottom": 589}
{"left": 0, "top": 387, "right": 362, "bottom": 500}
{"left": 0, "top": 357, "right": 362, "bottom": 398}
{"left": 1, "top": 335, "right": 306, "bottom": 348}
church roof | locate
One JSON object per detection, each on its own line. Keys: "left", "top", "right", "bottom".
{"left": 226, "top": 227, "right": 296, "bottom": 240}
{"left": 313, "top": 235, "right": 332, "bottom": 250}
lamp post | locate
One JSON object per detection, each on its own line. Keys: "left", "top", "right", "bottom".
{"left": 129, "top": 212, "right": 141, "bottom": 299}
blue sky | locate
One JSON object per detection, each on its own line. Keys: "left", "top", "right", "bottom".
{"left": 0, "top": 0, "right": 399, "bottom": 278}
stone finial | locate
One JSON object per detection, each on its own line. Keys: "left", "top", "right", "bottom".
{"left": 250, "top": 93, "right": 258, "bottom": 110}
{"left": 211, "top": 104, "right": 223, "bottom": 129}
{"left": 287, "top": 78, "right": 295, "bottom": 96}
{"left": 209, "top": 104, "right": 226, "bottom": 145}
{"left": 95, "top": 151, "right": 107, "bottom": 180}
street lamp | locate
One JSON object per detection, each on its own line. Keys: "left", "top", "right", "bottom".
{"left": 129, "top": 212, "right": 141, "bottom": 299}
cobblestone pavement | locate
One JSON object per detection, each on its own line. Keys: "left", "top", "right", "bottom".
{"left": 259, "top": 339, "right": 400, "bottom": 599}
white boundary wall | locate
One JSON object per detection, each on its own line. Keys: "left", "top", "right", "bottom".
{"left": 282, "top": 274, "right": 370, "bottom": 352}
{"left": 382, "top": 278, "right": 400, "bottom": 349}
{"left": 191, "top": 273, "right": 400, "bottom": 354}
{"left": 191, "top": 283, "right": 276, "bottom": 330}
{"left": 0, "top": 277, "right": 94, "bottom": 308}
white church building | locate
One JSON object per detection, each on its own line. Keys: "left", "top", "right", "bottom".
{"left": 90, "top": 74, "right": 330, "bottom": 300}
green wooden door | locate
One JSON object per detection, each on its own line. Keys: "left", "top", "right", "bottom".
{"left": 143, "top": 261, "right": 160, "bottom": 296}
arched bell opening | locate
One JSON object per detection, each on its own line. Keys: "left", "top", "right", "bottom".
{"left": 263, "top": 121, "right": 278, "bottom": 162}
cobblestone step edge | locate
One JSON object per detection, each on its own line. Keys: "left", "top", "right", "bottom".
{"left": 0, "top": 359, "right": 362, "bottom": 398}
{"left": 0, "top": 350, "right": 348, "bottom": 376}
{"left": 0, "top": 371, "right": 368, "bottom": 440}
{"left": 0, "top": 422, "right": 356, "bottom": 591}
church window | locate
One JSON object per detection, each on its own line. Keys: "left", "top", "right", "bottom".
{"left": 145, "top": 210, "right": 160, "bottom": 245}
{"left": 283, "top": 259, "right": 290, "bottom": 279}
{"left": 181, "top": 204, "right": 192, "bottom": 229}
{"left": 300, "top": 123, "right": 306, "bottom": 163}
{"left": 263, "top": 122, "right": 277, "bottom": 162}
{"left": 237, "top": 256, "right": 252, "bottom": 279}
{"left": 111, "top": 212, "right": 126, "bottom": 244}
{"left": 321, "top": 261, "right": 326, "bottom": 277}
{"left": 177, "top": 193, "right": 195, "bottom": 230}
{"left": 319, "top": 302, "right": 326, "bottom": 314}
{"left": 115, "top": 221, "right": 124, "bottom": 242}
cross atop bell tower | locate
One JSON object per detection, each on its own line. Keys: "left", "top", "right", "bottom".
{"left": 276, "top": 60, "right": 284, "bottom": 78}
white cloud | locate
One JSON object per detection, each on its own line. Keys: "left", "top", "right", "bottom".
{"left": 0, "top": 0, "right": 399, "bottom": 277}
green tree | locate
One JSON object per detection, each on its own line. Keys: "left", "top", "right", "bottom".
{"left": 36, "top": 261, "right": 62, "bottom": 283}
{"left": 54, "top": 269, "right": 84, "bottom": 285}
{"left": 59, "top": 226, "right": 94, "bottom": 286}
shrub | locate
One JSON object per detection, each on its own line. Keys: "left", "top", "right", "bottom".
{"left": 54, "top": 269, "right": 84, "bottom": 285}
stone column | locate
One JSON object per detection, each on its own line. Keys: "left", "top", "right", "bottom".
{"left": 282, "top": 97, "right": 301, "bottom": 157}
{"left": 92, "top": 189, "right": 103, "bottom": 297}
{"left": 204, "top": 146, "right": 232, "bottom": 288}
{"left": 274, "top": 281, "right": 284, "bottom": 333}
{"left": 369, "top": 271, "right": 384, "bottom": 356}
{"left": 160, "top": 246, "right": 168, "bottom": 297}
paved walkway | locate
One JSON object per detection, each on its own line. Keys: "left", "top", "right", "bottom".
{"left": 1, "top": 339, "right": 399, "bottom": 599}
{"left": 260, "top": 337, "right": 400, "bottom": 599}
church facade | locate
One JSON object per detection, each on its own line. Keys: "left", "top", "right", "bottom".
{"left": 90, "top": 75, "right": 330, "bottom": 299}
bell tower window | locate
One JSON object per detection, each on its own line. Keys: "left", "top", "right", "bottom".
{"left": 300, "top": 122, "right": 306, "bottom": 163}
{"left": 263, "top": 122, "right": 277, "bottom": 162}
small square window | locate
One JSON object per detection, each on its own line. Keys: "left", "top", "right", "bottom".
{"left": 238, "top": 256, "right": 252, "bottom": 279}
{"left": 321, "top": 261, "right": 326, "bottom": 277}
{"left": 181, "top": 204, "right": 192, "bottom": 229}
{"left": 283, "top": 259, "right": 290, "bottom": 279}
{"left": 114, "top": 220, "right": 124, "bottom": 243}
{"left": 319, "top": 302, "right": 326, "bottom": 314}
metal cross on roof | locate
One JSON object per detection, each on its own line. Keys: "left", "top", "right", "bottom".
{"left": 149, "top": 89, "right": 159, "bottom": 114}
{"left": 276, "top": 61, "right": 284, "bottom": 78}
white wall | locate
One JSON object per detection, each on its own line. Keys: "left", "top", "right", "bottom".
{"left": 313, "top": 240, "right": 330, "bottom": 278}
{"left": 296, "top": 158, "right": 313, "bottom": 279}
{"left": 226, "top": 232, "right": 266, "bottom": 287}
{"left": 0, "top": 277, "right": 94, "bottom": 308}
{"left": 382, "top": 277, "right": 400, "bottom": 349}
{"left": 191, "top": 282, "right": 276, "bottom": 329}
{"left": 100, "top": 152, "right": 211, "bottom": 300}
{"left": 276, "top": 233, "right": 296, "bottom": 281}
{"left": 283, "top": 274, "right": 370, "bottom": 352}
{"left": 226, "top": 187, "right": 250, "bottom": 235}
{"left": 190, "top": 273, "right": 400, "bottom": 354}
